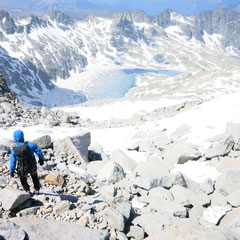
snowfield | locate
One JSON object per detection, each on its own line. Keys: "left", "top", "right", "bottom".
{"left": 3, "top": 89, "right": 240, "bottom": 183}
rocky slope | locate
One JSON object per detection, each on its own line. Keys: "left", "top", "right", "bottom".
{"left": 1, "top": 101, "right": 240, "bottom": 239}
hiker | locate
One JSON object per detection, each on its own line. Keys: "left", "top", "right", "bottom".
{"left": 9, "top": 130, "right": 44, "bottom": 194}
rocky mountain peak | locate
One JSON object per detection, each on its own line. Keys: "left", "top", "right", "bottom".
{"left": 153, "top": 9, "right": 174, "bottom": 28}
{"left": 45, "top": 10, "right": 74, "bottom": 25}
{"left": 0, "top": 10, "right": 17, "bottom": 34}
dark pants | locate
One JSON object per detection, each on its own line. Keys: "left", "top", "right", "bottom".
{"left": 19, "top": 171, "right": 40, "bottom": 192}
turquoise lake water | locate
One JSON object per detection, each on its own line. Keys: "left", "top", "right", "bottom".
{"left": 87, "top": 68, "right": 180, "bottom": 100}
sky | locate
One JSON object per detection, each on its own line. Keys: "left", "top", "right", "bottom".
{"left": 0, "top": 0, "right": 240, "bottom": 16}
{"left": 86, "top": 0, "right": 240, "bottom": 15}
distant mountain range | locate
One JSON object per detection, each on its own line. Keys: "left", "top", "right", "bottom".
{"left": 0, "top": 0, "right": 114, "bottom": 18}
{"left": 0, "top": 7, "right": 240, "bottom": 106}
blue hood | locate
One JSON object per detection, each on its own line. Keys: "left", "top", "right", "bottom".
{"left": 13, "top": 130, "right": 25, "bottom": 143}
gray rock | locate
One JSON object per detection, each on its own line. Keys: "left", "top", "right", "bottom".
{"left": 215, "top": 169, "right": 240, "bottom": 195}
{"left": 99, "top": 185, "right": 117, "bottom": 205}
{"left": 97, "top": 161, "right": 125, "bottom": 184}
{"left": 146, "top": 221, "right": 240, "bottom": 240}
{"left": 54, "top": 132, "right": 91, "bottom": 165}
{"left": 87, "top": 161, "right": 107, "bottom": 177}
{"left": 200, "top": 178, "right": 215, "bottom": 195}
{"left": 0, "top": 143, "right": 11, "bottom": 155}
{"left": 226, "top": 122, "right": 240, "bottom": 143}
{"left": 209, "top": 191, "right": 228, "bottom": 206}
{"left": 33, "top": 135, "right": 52, "bottom": 149}
{"left": 189, "top": 205, "right": 204, "bottom": 219}
{"left": 226, "top": 189, "right": 240, "bottom": 207}
{"left": 144, "top": 186, "right": 174, "bottom": 202}
{"left": 149, "top": 197, "right": 188, "bottom": 218}
{"left": 111, "top": 149, "right": 137, "bottom": 172}
{"left": 56, "top": 162, "right": 68, "bottom": 171}
{"left": 131, "top": 140, "right": 156, "bottom": 152}
{"left": 127, "top": 226, "right": 145, "bottom": 240}
{"left": 135, "top": 158, "right": 169, "bottom": 178}
{"left": 134, "top": 175, "right": 172, "bottom": 191}
{"left": 104, "top": 208, "right": 125, "bottom": 232}
{"left": 19, "top": 206, "right": 40, "bottom": 217}
{"left": 218, "top": 156, "right": 240, "bottom": 172}
{"left": 116, "top": 202, "right": 132, "bottom": 221}
{"left": 53, "top": 200, "right": 71, "bottom": 214}
{"left": 0, "top": 188, "right": 30, "bottom": 210}
{"left": 0, "top": 176, "right": 7, "bottom": 187}
{"left": 12, "top": 217, "right": 109, "bottom": 240}
{"left": 201, "top": 205, "right": 231, "bottom": 225}
{"left": 171, "top": 124, "right": 191, "bottom": 139}
{"left": 170, "top": 172, "right": 187, "bottom": 188}
{"left": 205, "top": 135, "right": 234, "bottom": 159}
{"left": 228, "top": 150, "right": 240, "bottom": 158}
{"left": 0, "top": 219, "right": 26, "bottom": 240}
{"left": 163, "top": 141, "right": 201, "bottom": 166}
{"left": 152, "top": 132, "right": 172, "bottom": 150}
{"left": 220, "top": 207, "right": 240, "bottom": 228}
{"left": 133, "top": 212, "right": 178, "bottom": 236}
{"left": 170, "top": 185, "right": 210, "bottom": 208}
{"left": 117, "top": 231, "right": 128, "bottom": 240}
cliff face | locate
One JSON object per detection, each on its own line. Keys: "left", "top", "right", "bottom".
{"left": 0, "top": 73, "right": 16, "bottom": 100}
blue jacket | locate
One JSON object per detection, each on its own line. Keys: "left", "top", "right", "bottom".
{"left": 10, "top": 130, "right": 44, "bottom": 174}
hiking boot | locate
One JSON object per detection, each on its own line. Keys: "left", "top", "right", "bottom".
{"left": 33, "top": 190, "right": 39, "bottom": 196}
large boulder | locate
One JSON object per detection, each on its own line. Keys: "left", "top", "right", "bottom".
{"left": 133, "top": 212, "right": 178, "bottom": 236}
{"left": 163, "top": 141, "right": 201, "bottom": 166}
{"left": 205, "top": 135, "right": 234, "bottom": 159}
{"left": 87, "top": 161, "right": 107, "bottom": 177}
{"left": 148, "top": 198, "right": 188, "bottom": 218}
{"left": 0, "top": 188, "right": 31, "bottom": 210}
{"left": 33, "top": 135, "right": 52, "bottom": 149}
{"left": 135, "top": 158, "right": 169, "bottom": 178}
{"left": 226, "top": 190, "right": 240, "bottom": 207}
{"left": 152, "top": 132, "right": 172, "bottom": 150}
{"left": 218, "top": 156, "right": 240, "bottom": 172}
{"left": 145, "top": 222, "right": 240, "bottom": 240}
{"left": 226, "top": 122, "right": 240, "bottom": 150}
{"left": 0, "top": 176, "right": 7, "bottom": 187}
{"left": 134, "top": 175, "right": 172, "bottom": 191}
{"left": 97, "top": 161, "right": 125, "bottom": 184}
{"left": 53, "top": 132, "right": 91, "bottom": 165}
{"left": 0, "top": 143, "right": 11, "bottom": 156}
{"left": 143, "top": 186, "right": 174, "bottom": 203}
{"left": 220, "top": 207, "right": 240, "bottom": 228}
{"left": 201, "top": 206, "right": 231, "bottom": 225}
{"left": 12, "top": 217, "right": 109, "bottom": 240}
{"left": 53, "top": 200, "right": 71, "bottom": 215}
{"left": 104, "top": 208, "right": 125, "bottom": 232}
{"left": 44, "top": 173, "right": 64, "bottom": 186}
{"left": 215, "top": 169, "right": 240, "bottom": 195}
{"left": 0, "top": 219, "right": 26, "bottom": 240}
{"left": 111, "top": 149, "right": 137, "bottom": 173}
{"left": 170, "top": 185, "right": 210, "bottom": 208}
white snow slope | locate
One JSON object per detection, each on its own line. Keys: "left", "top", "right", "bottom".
{"left": 2, "top": 90, "right": 240, "bottom": 183}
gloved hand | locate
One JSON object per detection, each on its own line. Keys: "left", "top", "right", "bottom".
{"left": 39, "top": 159, "right": 44, "bottom": 166}
{"left": 10, "top": 172, "right": 14, "bottom": 177}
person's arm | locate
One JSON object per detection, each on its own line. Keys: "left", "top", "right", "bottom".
{"left": 9, "top": 150, "right": 17, "bottom": 176}
{"left": 28, "top": 142, "right": 44, "bottom": 165}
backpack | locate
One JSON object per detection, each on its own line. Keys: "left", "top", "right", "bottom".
{"left": 14, "top": 142, "right": 36, "bottom": 176}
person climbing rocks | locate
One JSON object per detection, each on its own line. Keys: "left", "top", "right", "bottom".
{"left": 9, "top": 130, "right": 44, "bottom": 195}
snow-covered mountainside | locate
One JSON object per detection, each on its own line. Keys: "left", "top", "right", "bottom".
{"left": 0, "top": 8, "right": 240, "bottom": 106}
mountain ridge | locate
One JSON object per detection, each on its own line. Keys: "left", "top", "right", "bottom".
{"left": 0, "top": 7, "right": 240, "bottom": 106}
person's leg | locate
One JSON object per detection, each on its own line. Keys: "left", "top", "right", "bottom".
{"left": 31, "top": 171, "right": 40, "bottom": 191}
{"left": 19, "top": 175, "right": 30, "bottom": 192}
